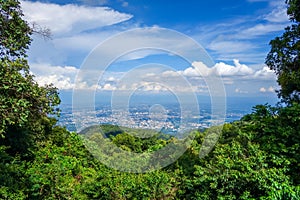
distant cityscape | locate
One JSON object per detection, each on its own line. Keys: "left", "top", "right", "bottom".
{"left": 57, "top": 102, "right": 249, "bottom": 134}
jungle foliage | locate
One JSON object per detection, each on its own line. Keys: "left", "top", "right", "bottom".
{"left": 1, "top": 107, "right": 300, "bottom": 199}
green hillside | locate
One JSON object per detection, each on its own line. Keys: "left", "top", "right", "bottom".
{"left": 2, "top": 107, "right": 300, "bottom": 199}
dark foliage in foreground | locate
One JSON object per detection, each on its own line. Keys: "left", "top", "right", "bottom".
{"left": 1, "top": 103, "right": 300, "bottom": 199}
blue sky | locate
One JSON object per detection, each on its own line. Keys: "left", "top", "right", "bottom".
{"left": 20, "top": 0, "right": 290, "bottom": 100}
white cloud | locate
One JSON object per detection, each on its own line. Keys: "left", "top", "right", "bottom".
{"left": 162, "top": 70, "right": 180, "bottom": 77}
{"left": 117, "top": 49, "right": 164, "bottom": 61}
{"left": 259, "top": 86, "right": 276, "bottom": 93}
{"left": 29, "top": 25, "right": 214, "bottom": 68}
{"left": 182, "top": 66, "right": 202, "bottom": 77}
{"left": 158, "top": 60, "right": 275, "bottom": 90}
{"left": 268, "top": 86, "right": 275, "bottom": 92}
{"left": 260, "top": 87, "right": 267, "bottom": 92}
{"left": 241, "top": 24, "right": 287, "bottom": 37}
{"left": 30, "top": 63, "right": 99, "bottom": 90}
{"left": 101, "top": 83, "right": 116, "bottom": 91}
{"left": 29, "top": 59, "right": 277, "bottom": 96}
{"left": 21, "top": 0, "right": 134, "bottom": 66}
{"left": 206, "top": 37, "right": 267, "bottom": 63}
{"left": 235, "top": 88, "right": 249, "bottom": 94}
{"left": 107, "top": 76, "right": 116, "bottom": 82}
{"left": 34, "top": 75, "right": 74, "bottom": 90}
{"left": 214, "top": 59, "right": 254, "bottom": 76}
{"left": 51, "top": 26, "right": 218, "bottom": 70}
{"left": 31, "top": 63, "right": 79, "bottom": 76}
{"left": 30, "top": 63, "right": 78, "bottom": 89}
{"left": 21, "top": 0, "right": 133, "bottom": 35}
{"left": 182, "top": 59, "right": 254, "bottom": 77}
{"left": 264, "top": 5, "right": 289, "bottom": 23}
{"left": 254, "top": 66, "right": 276, "bottom": 79}
{"left": 140, "top": 83, "right": 167, "bottom": 92}
{"left": 28, "top": 54, "right": 277, "bottom": 96}
{"left": 30, "top": 63, "right": 76, "bottom": 90}
{"left": 208, "top": 41, "right": 255, "bottom": 54}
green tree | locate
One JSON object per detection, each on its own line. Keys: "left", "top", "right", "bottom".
{"left": 0, "top": 0, "right": 60, "bottom": 156}
{"left": 266, "top": 0, "right": 300, "bottom": 104}
{"left": 0, "top": 1, "right": 61, "bottom": 197}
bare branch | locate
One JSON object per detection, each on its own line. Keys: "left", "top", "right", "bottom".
{"left": 31, "top": 22, "right": 52, "bottom": 40}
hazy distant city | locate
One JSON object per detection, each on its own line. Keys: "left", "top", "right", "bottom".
{"left": 58, "top": 99, "right": 254, "bottom": 134}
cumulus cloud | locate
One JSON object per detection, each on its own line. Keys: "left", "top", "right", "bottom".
{"left": 30, "top": 58, "right": 277, "bottom": 94}
{"left": 182, "top": 59, "right": 254, "bottom": 77}
{"left": 34, "top": 74, "right": 98, "bottom": 90}
{"left": 100, "top": 83, "right": 116, "bottom": 91}
{"left": 21, "top": 0, "right": 134, "bottom": 67}
{"left": 193, "top": 60, "right": 276, "bottom": 80}
{"left": 260, "top": 86, "right": 276, "bottom": 93}
{"left": 34, "top": 75, "right": 74, "bottom": 90}
{"left": 107, "top": 76, "right": 117, "bottom": 82}
{"left": 254, "top": 66, "right": 276, "bottom": 79}
{"left": 139, "top": 83, "right": 167, "bottom": 92}
{"left": 30, "top": 63, "right": 76, "bottom": 90}
{"left": 260, "top": 87, "right": 267, "bottom": 92}
{"left": 20, "top": 0, "right": 133, "bottom": 35}
{"left": 30, "top": 63, "right": 98, "bottom": 90}
{"left": 31, "top": 63, "right": 78, "bottom": 76}
{"left": 182, "top": 65, "right": 202, "bottom": 77}
{"left": 214, "top": 59, "right": 254, "bottom": 76}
